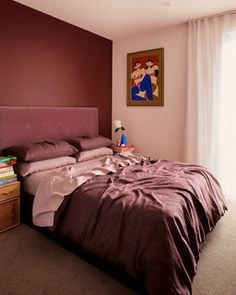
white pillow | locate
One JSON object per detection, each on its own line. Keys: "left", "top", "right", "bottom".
{"left": 17, "top": 156, "right": 76, "bottom": 177}
{"left": 75, "top": 147, "right": 113, "bottom": 162}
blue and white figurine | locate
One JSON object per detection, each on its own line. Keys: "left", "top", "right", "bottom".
{"left": 113, "top": 119, "right": 127, "bottom": 146}
{"left": 121, "top": 133, "right": 127, "bottom": 146}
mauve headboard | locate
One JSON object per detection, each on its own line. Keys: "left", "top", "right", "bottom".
{"left": 0, "top": 106, "right": 98, "bottom": 151}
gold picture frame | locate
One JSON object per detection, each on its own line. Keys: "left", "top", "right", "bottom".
{"left": 127, "top": 48, "right": 164, "bottom": 106}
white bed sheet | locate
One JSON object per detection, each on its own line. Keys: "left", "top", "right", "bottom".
{"left": 23, "top": 156, "right": 109, "bottom": 195}
{"left": 25, "top": 152, "right": 147, "bottom": 227}
{"left": 24, "top": 152, "right": 147, "bottom": 197}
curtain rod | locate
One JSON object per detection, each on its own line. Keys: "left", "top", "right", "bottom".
{"left": 188, "top": 8, "right": 236, "bottom": 23}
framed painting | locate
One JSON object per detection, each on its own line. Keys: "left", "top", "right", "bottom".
{"left": 127, "top": 48, "right": 164, "bottom": 106}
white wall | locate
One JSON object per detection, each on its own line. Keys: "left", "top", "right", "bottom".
{"left": 112, "top": 24, "right": 188, "bottom": 161}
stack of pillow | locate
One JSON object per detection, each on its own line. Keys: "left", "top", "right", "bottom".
{"left": 3, "top": 136, "right": 113, "bottom": 177}
{"left": 68, "top": 135, "right": 113, "bottom": 162}
{"left": 4, "top": 140, "right": 78, "bottom": 177}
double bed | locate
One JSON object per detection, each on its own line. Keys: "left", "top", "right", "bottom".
{"left": 0, "top": 106, "right": 227, "bottom": 295}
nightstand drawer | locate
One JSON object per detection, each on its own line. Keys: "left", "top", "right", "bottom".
{"left": 0, "top": 182, "right": 20, "bottom": 202}
{"left": 0, "top": 197, "right": 20, "bottom": 232}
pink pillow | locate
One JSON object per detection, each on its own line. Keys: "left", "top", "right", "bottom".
{"left": 17, "top": 156, "right": 76, "bottom": 176}
{"left": 75, "top": 147, "right": 113, "bottom": 162}
{"left": 4, "top": 141, "right": 78, "bottom": 162}
{"left": 68, "top": 135, "right": 112, "bottom": 151}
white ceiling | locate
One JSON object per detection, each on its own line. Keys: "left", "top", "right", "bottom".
{"left": 14, "top": 0, "right": 236, "bottom": 40}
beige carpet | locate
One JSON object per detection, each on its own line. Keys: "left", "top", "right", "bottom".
{"left": 192, "top": 198, "right": 236, "bottom": 295}
{"left": 0, "top": 200, "right": 235, "bottom": 295}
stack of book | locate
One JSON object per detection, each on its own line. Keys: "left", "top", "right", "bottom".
{"left": 0, "top": 156, "right": 17, "bottom": 186}
{"left": 112, "top": 144, "right": 135, "bottom": 153}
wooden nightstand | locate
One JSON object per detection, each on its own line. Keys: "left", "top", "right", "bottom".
{"left": 0, "top": 181, "right": 20, "bottom": 233}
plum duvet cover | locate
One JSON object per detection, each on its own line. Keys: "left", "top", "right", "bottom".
{"left": 55, "top": 159, "right": 226, "bottom": 295}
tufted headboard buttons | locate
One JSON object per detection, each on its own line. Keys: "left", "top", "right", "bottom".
{"left": 0, "top": 106, "right": 99, "bottom": 151}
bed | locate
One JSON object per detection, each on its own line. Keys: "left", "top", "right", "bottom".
{"left": 0, "top": 106, "right": 227, "bottom": 295}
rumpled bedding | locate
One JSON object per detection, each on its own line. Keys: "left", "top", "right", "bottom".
{"left": 56, "top": 159, "right": 226, "bottom": 295}
{"left": 32, "top": 152, "right": 146, "bottom": 226}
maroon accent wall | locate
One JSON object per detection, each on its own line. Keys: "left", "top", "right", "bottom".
{"left": 0, "top": 1, "right": 112, "bottom": 138}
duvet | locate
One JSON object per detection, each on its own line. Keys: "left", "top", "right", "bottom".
{"left": 55, "top": 159, "right": 226, "bottom": 295}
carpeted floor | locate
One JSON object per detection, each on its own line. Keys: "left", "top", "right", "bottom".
{"left": 0, "top": 200, "right": 235, "bottom": 295}
{"left": 192, "top": 198, "right": 236, "bottom": 295}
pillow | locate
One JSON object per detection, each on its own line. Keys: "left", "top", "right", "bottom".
{"left": 68, "top": 135, "right": 112, "bottom": 151}
{"left": 75, "top": 147, "right": 113, "bottom": 162}
{"left": 16, "top": 156, "right": 76, "bottom": 177}
{"left": 4, "top": 141, "right": 78, "bottom": 162}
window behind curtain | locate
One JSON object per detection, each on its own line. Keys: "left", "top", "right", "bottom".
{"left": 218, "top": 29, "right": 236, "bottom": 197}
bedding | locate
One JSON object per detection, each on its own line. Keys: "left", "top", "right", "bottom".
{"left": 16, "top": 156, "right": 76, "bottom": 177}
{"left": 68, "top": 135, "right": 112, "bottom": 151}
{"left": 33, "top": 167, "right": 78, "bottom": 227}
{"left": 74, "top": 147, "right": 113, "bottom": 162}
{"left": 32, "top": 157, "right": 226, "bottom": 295}
{"left": 4, "top": 140, "right": 78, "bottom": 162}
{"left": 32, "top": 153, "right": 146, "bottom": 226}
{"left": 23, "top": 156, "right": 114, "bottom": 195}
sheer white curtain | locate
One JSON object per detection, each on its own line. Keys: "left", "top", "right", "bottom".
{"left": 185, "top": 12, "right": 236, "bottom": 198}
{"left": 218, "top": 29, "right": 236, "bottom": 196}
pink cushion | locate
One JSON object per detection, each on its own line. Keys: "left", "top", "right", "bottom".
{"left": 69, "top": 135, "right": 112, "bottom": 151}
{"left": 4, "top": 141, "right": 78, "bottom": 162}
{"left": 17, "top": 156, "right": 76, "bottom": 177}
{"left": 75, "top": 147, "right": 113, "bottom": 162}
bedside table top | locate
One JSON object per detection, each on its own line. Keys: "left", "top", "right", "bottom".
{"left": 112, "top": 144, "right": 135, "bottom": 153}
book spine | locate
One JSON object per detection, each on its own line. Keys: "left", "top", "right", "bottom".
{"left": 0, "top": 176, "right": 17, "bottom": 186}
{"left": 0, "top": 174, "right": 17, "bottom": 181}
{"left": 0, "top": 160, "right": 17, "bottom": 167}
{"left": 0, "top": 166, "right": 14, "bottom": 173}
{"left": 0, "top": 171, "right": 15, "bottom": 178}
{"left": 0, "top": 156, "right": 17, "bottom": 163}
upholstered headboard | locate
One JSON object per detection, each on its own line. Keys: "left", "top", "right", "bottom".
{"left": 0, "top": 106, "right": 98, "bottom": 151}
